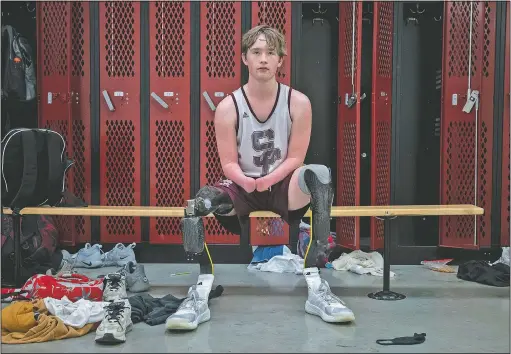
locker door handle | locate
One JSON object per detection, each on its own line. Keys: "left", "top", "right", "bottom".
{"left": 151, "top": 92, "right": 169, "bottom": 109}
{"left": 202, "top": 91, "right": 217, "bottom": 112}
{"left": 102, "top": 90, "right": 115, "bottom": 112}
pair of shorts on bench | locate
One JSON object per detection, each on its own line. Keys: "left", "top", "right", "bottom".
{"left": 213, "top": 173, "right": 310, "bottom": 235}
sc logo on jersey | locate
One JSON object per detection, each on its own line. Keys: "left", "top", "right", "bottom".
{"left": 251, "top": 129, "right": 281, "bottom": 176}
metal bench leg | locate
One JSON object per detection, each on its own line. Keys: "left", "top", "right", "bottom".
{"left": 12, "top": 210, "right": 23, "bottom": 288}
{"left": 367, "top": 215, "right": 406, "bottom": 301}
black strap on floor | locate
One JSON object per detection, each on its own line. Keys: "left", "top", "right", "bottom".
{"left": 376, "top": 333, "right": 426, "bottom": 345}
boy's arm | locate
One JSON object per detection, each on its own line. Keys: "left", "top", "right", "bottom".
{"left": 256, "top": 90, "right": 312, "bottom": 190}
{"left": 214, "top": 97, "right": 255, "bottom": 192}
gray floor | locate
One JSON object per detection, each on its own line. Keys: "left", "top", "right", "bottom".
{"left": 2, "top": 264, "right": 510, "bottom": 353}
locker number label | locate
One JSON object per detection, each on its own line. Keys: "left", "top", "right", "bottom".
{"left": 114, "top": 91, "right": 124, "bottom": 97}
{"left": 452, "top": 94, "right": 458, "bottom": 106}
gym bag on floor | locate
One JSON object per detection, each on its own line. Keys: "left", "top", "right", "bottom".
{"left": 1, "top": 128, "right": 75, "bottom": 210}
{"left": 1, "top": 213, "right": 61, "bottom": 285}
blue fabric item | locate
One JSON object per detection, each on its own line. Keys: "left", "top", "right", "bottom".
{"left": 250, "top": 245, "right": 284, "bottom": 264}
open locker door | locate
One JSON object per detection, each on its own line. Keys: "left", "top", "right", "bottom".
{"left": 370, "top": 2, "right": 393, "bottom": 251}
{"left": 337, "top": 2, "right": 362, "bottom": 250}
{"left": 249, "top": 1, "right": 292, "bottom": 246}
{"left": 37, "top": 2, "right": 74, "bottom": 245}
{"left": 439, "top": 2, "right": 496, "bottom": 249}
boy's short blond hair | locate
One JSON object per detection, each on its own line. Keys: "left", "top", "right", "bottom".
{"left": 242, "top": 25, "right": 287, "bottom": 58}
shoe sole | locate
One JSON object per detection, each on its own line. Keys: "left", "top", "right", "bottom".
{"left": 305, "top": 301, "right": 355, "bottom": 323}
{"left": 95, "top": 322, "right": 132, "bottom": 344}
{"left": 165, "top": 309, "right": 211, "bottom": 331}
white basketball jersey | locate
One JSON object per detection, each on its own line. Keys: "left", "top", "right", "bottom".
{"left": 230, "top": 83, "right": 292, "bottom": 178}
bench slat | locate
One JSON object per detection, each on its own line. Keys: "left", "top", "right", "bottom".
{"left": 2, "top": 204, "right": 483, "bottom": 217}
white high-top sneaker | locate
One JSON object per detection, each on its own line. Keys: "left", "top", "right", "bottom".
{"left": 304, "top": 267, "right": 355, "bottom": 323}
{"left": 165, "top": 274, "right": 213, "bottom": 331}
{"left": 95, "top": 299, "right": 133, "bottom": 344}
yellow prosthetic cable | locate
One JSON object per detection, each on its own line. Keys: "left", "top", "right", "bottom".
{"left": 204, "top": 241, "right": 214, "bottom": 275}
{"left": 303, "top": 210, "right": 313, "bottom": 270}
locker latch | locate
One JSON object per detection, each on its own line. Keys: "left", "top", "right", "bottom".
{"left": 102, "top": 90, "right": 115, "bottom": 112}
{"left": 151, "top": 92, "right": 169, "bottom": 109}
{"left": 203, "top": 91, "right": 217, "bottom": 112}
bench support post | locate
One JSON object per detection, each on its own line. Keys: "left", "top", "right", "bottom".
{"left": 12, "top": 210, "right": 23, "bottom": 288}
{"left": 367, "top": 216, "right": 406, "bottom": 301}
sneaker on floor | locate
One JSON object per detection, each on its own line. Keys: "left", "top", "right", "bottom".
{"left": 95, "top": 299, "right": 133, "bottom": 344}
{"left": 73, "top": 243, "right": 103, "bottom": 268}
{"left": 165, "top": 286, "right": 210, "bottom": 331}
{"left": 122, "top": 261, "right": 150, "bottom": 293}
{"left": 103, "top": 243, "right": 137, "bottom": 267}
{"left": 103, "top": 273, "right": 128, "bottom": 302}
{"left": 305, "top": 279, "right": 355, "bottom": 323}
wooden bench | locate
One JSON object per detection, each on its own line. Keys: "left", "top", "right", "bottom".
{"left": 3, "top": 204, "right": 483, "bottom": 300}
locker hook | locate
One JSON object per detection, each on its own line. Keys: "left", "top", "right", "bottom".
{"left": 410, "top": 3, "right": 426, "bottom": 14}
{"left": 25, "top": 2, "right": 35, "bottom": 12}
{"left": 433, "top": 15, "right": 442, "bottom": 22}
{"left": 312, "top": 3, "right": 327, "bottom": 15}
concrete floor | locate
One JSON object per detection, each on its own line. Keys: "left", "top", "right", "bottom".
{"left": 2, "top": 264, "right": 509, "bottom": 353}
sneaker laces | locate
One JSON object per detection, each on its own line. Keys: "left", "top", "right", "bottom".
{"left": 318, "top": 281, "right": 345, "bottom": 306}
{"left": 105, "top": 302, "right": 128, "bottom": 326}
{"left": 178, "top": 291, "right": 199, "bottom": 312}
{"left": 57, "top": 259, "right": 75, "bottom": 276}
{"left": 106, "top": 274, "right": 124, "bottom": 292}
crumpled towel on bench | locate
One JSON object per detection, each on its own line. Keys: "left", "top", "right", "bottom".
{"left": 129, "top": 285, "right": 224, "bottom": 326}
{"left": 1, "top": 299, "right": 95, "bottom": 344}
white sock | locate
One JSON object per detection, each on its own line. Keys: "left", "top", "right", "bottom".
{"left": 303, "top": 267, "right": 322, "bottom": 291}
{"left": 195, "top": 274, "right": 214, "bottom": 300}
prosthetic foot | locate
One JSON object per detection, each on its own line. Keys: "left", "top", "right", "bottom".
{"left": 299, "top": 165, "right": 334, "bottom": 268}
{"left": 181, "top": 186, "right": 234, "bottom": 256}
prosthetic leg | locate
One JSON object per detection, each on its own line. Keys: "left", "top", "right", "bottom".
{"left": 298, "top": 165, "right": 355, "bottom": 323}
{"left": 181, "top": 185, "right": 234, "bottom": 273}
{"left": 297, "top": 164, "right": 334, "bottom": 270}
{"left": 166, "top": 186, "right": 234, "bottom": 331}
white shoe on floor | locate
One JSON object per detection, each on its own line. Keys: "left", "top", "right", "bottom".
{"left": 165, "top": 286, "right": 210, "bottom": 331}
{"left": 102, "top": 273, "right": 128, "bottom": 302}
{"left": 305, "top": 279, "right": 355, "bottom": 323}
{"left": 95, "top": 299, "right": 133, "bottom": 344}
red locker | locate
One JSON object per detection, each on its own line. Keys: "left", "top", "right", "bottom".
{"left": 501, "top": 7, "right": 510, "bottom": 247}
{"left": 200, "top": 1, "right": 242, "bottom": 244}
{"left": 250, "top": 1, "right": 292, "bottom": 246}
{"left": 337, "top": 2, "right": 362, "bottom": 250}
{"left": 440, "top": 2, "right": 496, "bottom": 249}
{"left": 99, "top": 2, "right": 141, "bottom": 244}
{"left": 37, "top": 2, "right": 74, "bottom": 245}
{"left": 370, "top": 2, "right": 393, "bottom": 250}
{"left": 70, "top": 2, "right": 92, "bottom": 244}
{"left": 148, "top": 1, "right": 191, "bottom": 244}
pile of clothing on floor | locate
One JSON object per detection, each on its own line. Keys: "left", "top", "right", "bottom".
{"left": 248, "top": 221, "right": 392, "bottom": 277}
{"left": 456, "top": 247, "right": 510, "bottom": 287}
{"left": 1, "top": 242, "right": 222, "bottom": 345}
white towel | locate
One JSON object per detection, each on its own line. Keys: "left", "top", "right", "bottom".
{"left": 331, "top": 250, "right": 396, "bottom": 277}
{"left": 247, "top": 246, "right": 304, "bottom": 274}
{"left": 44, "top": 296, "right": 110, "bottom": 328}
